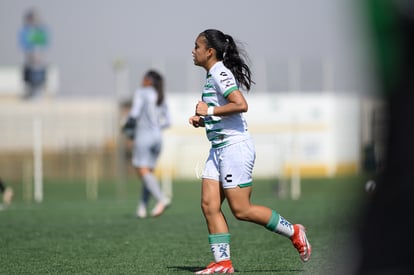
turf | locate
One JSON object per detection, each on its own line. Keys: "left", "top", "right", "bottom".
{"left": 0, "top": 176, "right": 367, "bottom": 274}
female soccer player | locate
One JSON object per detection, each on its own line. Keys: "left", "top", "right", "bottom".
{"left": 123, "top": 70, "right": 171, "bottom": 218}
{"left": 189, "top": 29, "right": 311, "bottom": 274}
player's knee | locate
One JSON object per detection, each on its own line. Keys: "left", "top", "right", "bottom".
{"left": 200, "top": 200, "right": 211, "bottom": 214}
{"left": 200, "top": 200, "right": 220, "bottom": 216}
{"left": 231, "top": 208, "right": 250, "bottom": 221}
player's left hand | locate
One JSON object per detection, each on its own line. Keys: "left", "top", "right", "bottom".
{"left": 195, "top": 101, "right": 208, "bottom": 116}
{"left": 121, "top": 116, "right": 136, "bottom": 139}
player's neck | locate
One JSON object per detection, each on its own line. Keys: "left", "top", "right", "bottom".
{"left": 204, "top": 58, "right": 219, "bottom": 72}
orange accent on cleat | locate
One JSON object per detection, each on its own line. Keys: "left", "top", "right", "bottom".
{"left": 151, "top": 202, "right": 166, "bottom": 217}
{"left": 195, "top": 260, "right": 235, "bottom": 274}
{"left": 291, "top": 224, "right": 312, "bottom": 262}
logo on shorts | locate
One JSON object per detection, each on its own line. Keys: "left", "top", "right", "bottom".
{"left": 225, "top": 174, "right": 232, "bottom": 183}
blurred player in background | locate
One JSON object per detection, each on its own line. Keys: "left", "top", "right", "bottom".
{"left": 122, "top": 70, "right": 171, "bottom": 218}
{"left": 189, "top": 29, "right": 311, "bottom": 274}
{"left": 0, "top": 178, "right": 13, "bottom": 209}
{"left": 18, "top": 8, "right": 49, "bottom": 99}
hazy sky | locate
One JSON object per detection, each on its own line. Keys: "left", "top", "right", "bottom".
{"left": 0, "top": 0, "right": 371, "bottom": 98}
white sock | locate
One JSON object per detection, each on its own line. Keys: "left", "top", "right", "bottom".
{"left": 211, "top": 243, "right": 230, "bottom": 262}
{"left": 275, "top": 215, "right": 294, "bottom": 237}
{"left": 265, "top": 210, "right": 294, "bottom": 238}
{"left": 142, "top": 173, "right": 166, "bottom": 203}
{"left": 208, "top": 233, "right": 231, "bottom": 262}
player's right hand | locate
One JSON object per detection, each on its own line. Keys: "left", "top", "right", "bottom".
{"left": 189, "top": 115, "right": 204, "bottom": 128}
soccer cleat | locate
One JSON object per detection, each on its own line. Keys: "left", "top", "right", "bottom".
{"left": 195, "top": 260, "right": 234, "bottom": 274}
{"left": 290, "top": 224, "right": 312, "bottom": 262}
{"left": 151, "top": 202, "right": 166, "bottom": 217}
{"left": 136, "top": 204, "right": 147, "bottom": 218}
{"left": 151, "top": 198, "right": 171, "bottom": 217}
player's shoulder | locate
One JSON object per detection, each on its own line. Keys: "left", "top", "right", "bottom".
{"left": 135, "top": 86, "right": 154, "bottom": 96}
{"left": 210, "top": 62, "right": 234, "bottom": 81}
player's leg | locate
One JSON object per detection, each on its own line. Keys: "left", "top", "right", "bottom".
{"left": 133, "top": 139, "right": 169, "bottom": 217}
{"left": 222, "top": 139, "right": 311, "bottom": 262}
{"left": 136, "top": 183, "right": 150, "bottom": 218}
{"left": 136, "top": 167, "right": 168, "bottom": 217}
{"left": 225, "top": 186, "right": 273, "bottom": 225}
{"left": 225, "top": 186, "right": 311, "bottom": 262}
{"left": 201, "top": 178, "right": 228, "bottom": 233}
{"left": 196, "top": 178, "right": 234, "bottom": 274}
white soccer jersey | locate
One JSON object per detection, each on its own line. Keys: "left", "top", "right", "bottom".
{"left": 202, "top": 61, "right": 250, "bottom": 148}
{"left": 129, "top": 86, "right": 171, "bottom": 133}
{"left": 129, "top": 86, "right": 171, "bottom": 168}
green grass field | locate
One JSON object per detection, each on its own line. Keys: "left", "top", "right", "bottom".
{"left": 0, "top": 176, "right": 367, "bottom": 274}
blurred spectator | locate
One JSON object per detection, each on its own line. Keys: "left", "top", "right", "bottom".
{"left": 18, "top": 8, "right": 49, "bottom": 99}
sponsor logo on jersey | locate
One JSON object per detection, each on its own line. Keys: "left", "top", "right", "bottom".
{"left": 220, "top": 77, "right": 232, "bottom": 83}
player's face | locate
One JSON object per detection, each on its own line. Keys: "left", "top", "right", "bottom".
{"left": 192, "top": 35, "right": 211, "bottom": 68}
{"left": 142, "top": 76, "right": 152, "bottom": 87}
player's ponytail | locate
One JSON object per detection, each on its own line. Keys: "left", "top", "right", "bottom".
{"left": 201, "top": 29, "right": 254, "bottom": 91}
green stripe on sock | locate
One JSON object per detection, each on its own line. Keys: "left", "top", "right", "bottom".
{"left": 208, "top": 233, "right": 231, "bottom": 244}
{"left": 265, "top": 210, "right": 280, "bottom": 231}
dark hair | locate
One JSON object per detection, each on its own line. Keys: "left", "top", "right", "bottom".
{"left": 145, "top": 70, "right": 164, "bottom": 106}
{"left": 200, "top": 29, "right": 254, "bottom": 91}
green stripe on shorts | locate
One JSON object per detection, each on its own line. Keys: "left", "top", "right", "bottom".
{"left": 238, "top": 182, "right": 252, "bottom": 188}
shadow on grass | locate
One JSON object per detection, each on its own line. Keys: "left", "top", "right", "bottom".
{"left": 167, "top": 266, "right": 201, "bottom": 272}
{"left": 236, "top": 269, "right": 304, "bottom": 273}
{"left": 167, "top": 266, "right": 304, "bottom": 273}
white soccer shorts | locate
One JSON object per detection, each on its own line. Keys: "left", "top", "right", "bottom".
{"left": 202, "top": 138, "right": 256, "bottom": 189}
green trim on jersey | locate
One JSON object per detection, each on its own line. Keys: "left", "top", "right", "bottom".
{"left": 202, "top": 61, "right": 249, "bottom": 149}
{"left": 206, "top": 128, "right": 223, "bottom": 134}
{"left": 211, "top": 134, "right": 225, "bottom": 141}
{"left": 202, "top": 92, "right": 215, "bottom": 97}
{"left": 265, "top": 210, "right": 280, "bottom": 232}
{"left": 238, "top": 182, "right": 252, "bottom": 188}
{"left": 204, "top": 119, "right": 221, "bottom": 125}
{"left": 223, "top": 86, "right": 238, "bottom": 98}
{"left": 208, "top": 233, "right": 231, "bottom": 244}
{"left": 212, "top": 141, "right": 229, "bottom": 148}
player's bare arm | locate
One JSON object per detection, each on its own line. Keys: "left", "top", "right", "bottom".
{"left": 195, "top": 90, "right": 248, "bottom": 117}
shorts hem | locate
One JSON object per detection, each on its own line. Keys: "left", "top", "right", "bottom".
{"left": 202, "top": 175, "right": 219, "bottom": 181}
